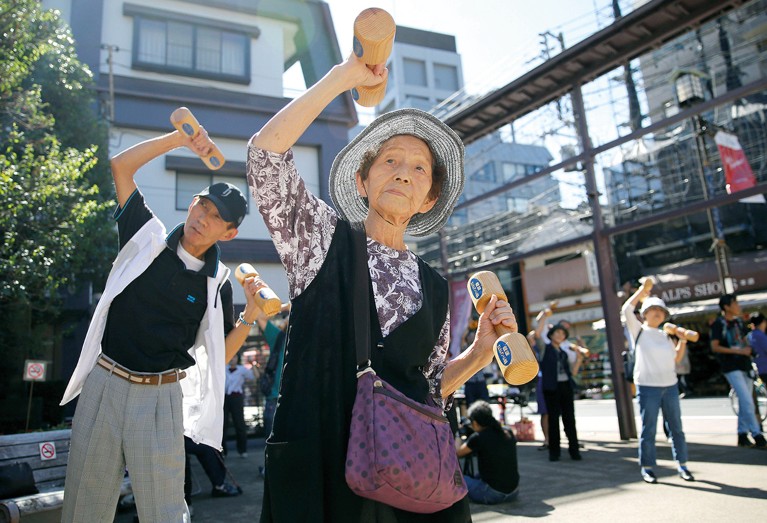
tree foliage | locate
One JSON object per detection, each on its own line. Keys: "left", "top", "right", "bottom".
{"left": 1, "top": 0, "right": 114, "bottom": 310}
{"left": 0, "top": 0, "right": 115, "bottom": 428}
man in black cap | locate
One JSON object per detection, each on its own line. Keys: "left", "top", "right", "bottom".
{"left": 61, "top": 124, "right": 261, "bottom": 522}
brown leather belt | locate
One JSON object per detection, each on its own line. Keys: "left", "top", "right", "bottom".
{"left": 97, "top": 356, "right": 186, "bottom": 385}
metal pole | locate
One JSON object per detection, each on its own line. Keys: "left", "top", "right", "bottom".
{"left": 571, "top": 84, "right": 637, "bottom": 440}
{"left": 691, "top": 116, "right": 733, "bottom": 293}
{"left": 25, "top": 381, "right": 34, "bottom": 432}
{"left": 101, "top": 44, "right": 118, "bottom": 122}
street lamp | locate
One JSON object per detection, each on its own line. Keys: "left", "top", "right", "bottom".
{"left": 672, "top": 70, "right": 734, "bottom": 294}
{"left": 674, "top": 72, "right": 706, "bottom": 108}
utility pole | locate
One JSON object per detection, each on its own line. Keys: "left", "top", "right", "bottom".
{"left": 100, "top": 44, "right": 119, "bottom": 122}
{"left": 717, "top": 17, "right": 742, "bottom": 92}
{"left": 693, "top": 117, "right": 734, "bottom": 294}
{"left": 612, "top": 0, "right": 642, "bottom": 131}
{"left": 673, "top": 70, "right": 734, "bottom": 295}
{"left": 539, "top": 31, "right": 566, "bottom": 121}
{"left": 571, "top": 83, "right": 637, "bottom": 440}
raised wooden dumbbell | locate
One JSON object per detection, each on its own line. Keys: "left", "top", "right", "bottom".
{"left": 663, "top": 323, "right": 700, "bottom": 342}
{"left": 234, "top": 263, "right": 282, "bottom": 317}
{"left": 639, "top": 276, "right": 655, "bottom": 292}
{"left": 351, "top": 8, "right": 395, "bottom": 107}
{"left": 170, "top": 107, "right": 225, "bottom": 170}
{"left": 467, "top": 271, "right": 539, "bottom": 385}
{"left": 544, "top": 300, "right": 558, "bottom": 317}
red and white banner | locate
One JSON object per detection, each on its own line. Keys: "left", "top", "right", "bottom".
{"left": 714, "top": 131, "right": 765, "bottom": 204}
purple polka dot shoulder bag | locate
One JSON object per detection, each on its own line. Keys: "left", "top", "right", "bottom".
{"left": 344, "top": 228, "right": 467, "bottom": 513}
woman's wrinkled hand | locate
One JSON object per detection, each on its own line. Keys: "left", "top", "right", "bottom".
{"left": 336, "top": 51, "right": 388, "bottom": 91}
{"left": 472, "top": 294, "right": 518, "bottom": 359}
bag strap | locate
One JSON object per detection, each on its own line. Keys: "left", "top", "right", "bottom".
{"left": 352, "top": 226, "right": 372, "bottom": 370}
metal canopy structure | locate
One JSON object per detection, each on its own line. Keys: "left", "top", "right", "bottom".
{"left": 436, "top": 0, "right": 756, "bottom": 441}
{"left": 443, "top": 0, "right": 745, "bottom": 145}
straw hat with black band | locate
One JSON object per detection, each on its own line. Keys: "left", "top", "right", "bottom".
{"left": 329, "top": 108, "right": 465, "bottom": 237}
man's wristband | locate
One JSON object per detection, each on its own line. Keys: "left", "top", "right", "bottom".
{"left": 238, "top": 311, "right": 258, "bottom": 327}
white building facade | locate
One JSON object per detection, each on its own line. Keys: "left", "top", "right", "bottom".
{"left": 45, "top": 0, "right": 358, "bottom": 306}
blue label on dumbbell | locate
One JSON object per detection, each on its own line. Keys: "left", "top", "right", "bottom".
{"left": 351, "top": 87, "right": 359, "bottom": 100}
{"left": 210, "top": 157, "right": 220, "bottom": 168}
{"left": 181, "top": 123, "right": 194, "bottom": 136}
{"left": 468, "top": 278, "right": 483, "bottom": 300}
{"left": 353, "top": 36, "right": 363, "bottom": 57}
{"left": 496, "top": 340, "right": 512, "bottom": 366}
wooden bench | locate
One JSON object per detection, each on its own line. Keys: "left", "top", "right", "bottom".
{"left": 0, "top": 429, "right": 131, "bottom": 523}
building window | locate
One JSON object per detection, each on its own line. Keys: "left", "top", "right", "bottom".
{"left": 502, "top": 162, "right": 543, "bottom": 182}
{"left": 502, "top": 162, "right": 525, "bottom": 183}
{"left": 506, "top": 197, "right": 528, "bottom": 214}
{"left": 473, "top": 162, "right": 496, "bottom": 182}
{"left": 134, "top": 16, "right": 249, "bottom": 83}
{"left": 404, "top": 95, "right": 432, "bottom": 111}
{"left": 380, "top": 99, "right": 396, "bottom": 114}
{"left": 433, "top": 63, "right": 458, "bottom": 91}
{"left": 403, "top": 58, "right": 427, "bottom": 86}
{"left": 176, "top": 173, "right": 250, "bottom": 217}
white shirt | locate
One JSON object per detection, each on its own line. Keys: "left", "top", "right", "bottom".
{"left": 621, "top": 302, "right": 678, "bottom": 387}
{"left": 225, "top": 365, "right": 253, "bottom": 395}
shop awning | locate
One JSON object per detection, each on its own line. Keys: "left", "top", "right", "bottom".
{"left": 666, "top": 291, "right": 767, "bottom": 319}
{"left": 592, "top": 290, "right": 767, "bottom": 330}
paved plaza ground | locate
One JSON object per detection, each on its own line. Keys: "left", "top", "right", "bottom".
{"left": 115, "top": 396, "right": 767, "bottom": 522}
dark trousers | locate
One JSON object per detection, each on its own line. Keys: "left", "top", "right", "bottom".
{"left": 543, "top": 380, "right": 579, "bottom": 459}
{"left": 184, "top": 437, "right": 226, "bottom": 504}
{"left": 464, "top": 380, "right": 490, "bottom": 407}
{"left": 223, "top": 393, "right": 248, "bottom": 455}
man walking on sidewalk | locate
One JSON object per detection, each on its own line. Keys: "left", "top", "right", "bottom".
{"left": 710, "top": 294, "right": 766, "bottom": 449}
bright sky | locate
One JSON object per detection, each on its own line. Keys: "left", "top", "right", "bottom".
{"left": 316, "top": 1, "right": 634, "bottom": 208}
{"left": 324, "top": 0, "right": 614, "bottom": 98}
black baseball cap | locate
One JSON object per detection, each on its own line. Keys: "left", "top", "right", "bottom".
{"left": 196, "top": 182, "right": 247, "bottom": 227}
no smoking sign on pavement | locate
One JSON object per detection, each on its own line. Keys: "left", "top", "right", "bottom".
{"left": 23, "top": 360, "right": 48, "bottom": 382}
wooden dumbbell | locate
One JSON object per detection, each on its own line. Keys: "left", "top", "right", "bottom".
{"left": 170, "top": 107, "right": 226, "bottom": 170}
{"left": 351, "top": 8, "right": 395, "bottom": 107}
{"left": 663, "top": 323, "right": 700, "bottom": 342}
{"left": 639, "top": 276, "right": 655, "bottom": 292}
{"left": 234, "top": 263, "right": 282, "bottom": 317}
{"left": 544, "top": 300, "right": 558, "bottom": 317}
{"left": 467, "top": 271, "right": 539, "bottom": 385}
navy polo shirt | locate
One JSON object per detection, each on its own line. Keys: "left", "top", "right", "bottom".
{"left": 100, "top": 190, "right": 234, "bottom": 373}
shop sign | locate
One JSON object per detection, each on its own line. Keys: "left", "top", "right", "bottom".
{"left": 660, "top": 277, "right": 758, "bottom": 303}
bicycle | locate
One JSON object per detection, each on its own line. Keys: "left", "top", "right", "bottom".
{"left": 729, "top": 363, "right": 767, "bottom": 422}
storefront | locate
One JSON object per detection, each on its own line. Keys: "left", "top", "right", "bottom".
{"left": 593, "top": 250, "right": 767, "bottom": 396}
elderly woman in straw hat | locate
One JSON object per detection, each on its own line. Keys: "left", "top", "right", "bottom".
{"left": 247, "top": 52, "right": 518, "bottom": 522}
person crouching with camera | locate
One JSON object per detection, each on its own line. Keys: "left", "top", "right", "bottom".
{"left": 457, "top": 401, "right": 520, "bottom": 504}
